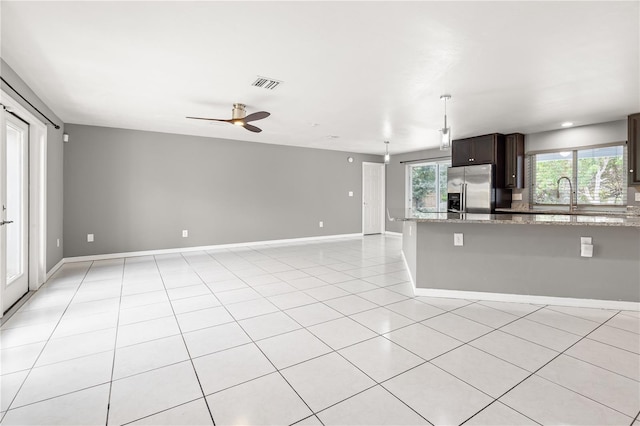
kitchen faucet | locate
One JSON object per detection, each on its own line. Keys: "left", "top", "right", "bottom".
{"left": 556, "top": 176, "right": 575, "bottom": 212}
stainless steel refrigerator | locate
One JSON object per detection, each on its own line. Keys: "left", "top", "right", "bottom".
{"left": 447, "top": 164, "right": 495, "bottom": 213}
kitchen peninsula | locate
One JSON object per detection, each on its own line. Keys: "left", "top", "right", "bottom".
{"left": 391, "top": 211, "right": 640, "bottom": 308}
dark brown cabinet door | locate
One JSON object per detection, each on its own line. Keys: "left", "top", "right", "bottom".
{"left": 451, "top": 138, "right": 474, "bottom": 166}
{"left": 505, "top": 133, "right": 525, "bottom": 188}
{"left": 629, "top": 113, "right": 640, "bottom": 185}
{"left": 471, "top": 135, "right": 496, "bottom": 165}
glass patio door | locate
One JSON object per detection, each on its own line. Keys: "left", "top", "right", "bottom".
{"left": 1, "top": 111, "right": 29, "bottom": 313}
{"left": 406, "top": 160, "right": 451, "bottom": 215}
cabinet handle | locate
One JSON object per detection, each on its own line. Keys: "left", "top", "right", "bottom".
{"left": 512, "top": 175, "right": 516, "bottom": 178}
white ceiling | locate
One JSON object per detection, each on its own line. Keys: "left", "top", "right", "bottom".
{"left": 2, "top": 1, "right": 639, "bottom": 155}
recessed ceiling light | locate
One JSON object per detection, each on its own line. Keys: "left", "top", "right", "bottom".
{"left": 327, "top": 135, "right": 339, "bottom": 139}
{"left": 561, "top": 122, "right": 574, "bottom": 127}
{"left": 310, "top": 123, "right": 320, "bottom": 127}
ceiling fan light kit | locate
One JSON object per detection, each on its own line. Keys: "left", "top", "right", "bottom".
{"left": 186, "top": 103, "right": 270, "bottom": 133}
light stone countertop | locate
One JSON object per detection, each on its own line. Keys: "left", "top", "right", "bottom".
{"left": 389, "top": 211, "right": 640, "bottom": 228}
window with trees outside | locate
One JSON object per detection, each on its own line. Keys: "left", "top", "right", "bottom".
{"left": 531, "top": 144, "right": 626, "bottom": 208}
{"left": 406, "top": 160, "right": 451, "bottom": 215}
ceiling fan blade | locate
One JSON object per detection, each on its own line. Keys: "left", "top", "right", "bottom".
{"left": 244, "top": 123, "right": 262, "bottom": 133}
{"left": 185, "top": 116, "right": 231, "bottom": 123}
{"left": 243, "top": 111, "right": 270, "bottom": 123}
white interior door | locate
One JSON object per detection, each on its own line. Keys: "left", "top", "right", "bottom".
{"left": 1, "top": 111, "right": 30, "bottom": 313}
{"left": 362, "top": 162, "right": 385, "bottom": 235}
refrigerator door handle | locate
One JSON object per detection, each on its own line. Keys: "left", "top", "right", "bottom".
{"left": 461, "top": 183, "right": 466, "bottom": 213}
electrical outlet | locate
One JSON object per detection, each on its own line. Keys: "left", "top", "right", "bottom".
{"left": 348, "top": 191, "right": 353, "bottom": 197}
{"left": 454, "top": 233, "right": 463, "bottom": 246}
{"left": 512, "top": 193, "right": 523, "bottom": 201}
{"left": 580, "top": 236, "right": 592, "bottom": 245}
{"left": 319, "top": 221, "right": 324, "bottom": 228}
{"left": 581, "top": 244, "right": 594, "bottom": 257}
{"left": 635, "top": 192, "right": 640, "bottom": 202}
{"left": 182, "top": 230, "right": 189, "bottom": 238}
{"left": 87, "top": 234, "right": 94, "bottom": 242}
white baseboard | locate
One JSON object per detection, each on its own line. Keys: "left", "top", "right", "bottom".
{"left": 46, "top": 258, "right": 65, "bottom": 280}
{"left": 62, "top": 233, "right": 363, "bottom": 264}
{"left": 414, "top": 288, "right": 639, "bottom": 311}
{"left": 384, "top": 231, "right": 402, "bottom": 237}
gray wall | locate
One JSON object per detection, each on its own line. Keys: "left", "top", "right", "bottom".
{"left": 1, "top": 59, "right": 64, "bottom": 272}
{"left": 525, "top": 120, "right": 627, "bottom": 152}
{"left": 413, "top": 221, "right": 640, "bottom": 302}
{"left": 63, "top": 124, "right": 381, "bottom": 257}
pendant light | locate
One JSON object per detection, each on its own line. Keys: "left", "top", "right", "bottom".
{"left": 384, "top": 140, "right": 390, "bottom": 164}
{"left": 440, "top": 94, "right": 452, "bottom": 150}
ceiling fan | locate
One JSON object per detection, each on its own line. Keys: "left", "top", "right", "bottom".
{"left": 186, "top": 103, "right": 270, "bottom": 133}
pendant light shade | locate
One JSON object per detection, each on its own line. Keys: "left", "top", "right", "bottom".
{"left": 384, "top": 140, "right": 390, "bottom": 164}
{"left": 440, "top": 94, "right": 452, "bottom": 151}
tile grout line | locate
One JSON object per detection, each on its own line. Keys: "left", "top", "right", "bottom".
{"left": 6, "top": 237, "right": 636, "bottom": 425}
{"left": 454, "top": 303, "right": 630, "bottom": 423}
{"left": 424, "top": 304, "right": 555, "bottom": 426}
{"left": 148, "top": 254, "right": 218, "bottom": 426}
{"left": 184, "top": 251, "right": 320, "bottom": 425}
{"left": 104, "top": 258, "right": 128, "bottom": 425}
{"left": 199, "top": 255, "right": 436, "bottom": 425}
{"left": 187, "top": 246, "right": 432, "bottom": 425}
{"left": 478, "top": 309, "right": 634, "bottom": 424}
{"left": 195, "top": 242, "right": 525, "bottom": 424}
{"left": 0, "top": 262, "right": 94, "bottom": 422}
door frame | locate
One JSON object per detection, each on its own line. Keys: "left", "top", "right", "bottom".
{"left": 361, "top": 162, "right": 385, "bottom": 235}
{"left": 1, "top": 90, "right": 47, "bottom": 314}
{"left": 405, "top": 158, "right": 451, "bottom": 214}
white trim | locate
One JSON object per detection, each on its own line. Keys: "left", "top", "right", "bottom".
{"left": 62, "top": 233, "right": 363, "bottom": 263}
{"left": 46, "top": 258, "right": 65, "bottom": 280}
{"left": 400, "top": 251, "right": 415, "bottom": 288}
{"left": 362, "top": 162, "right": 386, "bottom": 235}
{"left": 413, "top": 288, "right": 639, "bottom": 311}
{"left": 384, "top": 231, "right": 402, "bottom": 237}
{"left": 0, "top": 90, "right": 48, "bottom": 293}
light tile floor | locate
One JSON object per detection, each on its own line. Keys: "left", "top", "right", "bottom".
{"left": 1, "top": 235, "right": 639, "bottom": 425}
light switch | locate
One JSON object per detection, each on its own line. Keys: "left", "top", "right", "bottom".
{"left": 348, "top": 191, "right": 353, "bottom": 197}
{"left": 454, "top": 233, "right": 463, "bottom": 246}
{"left": 87, "top": 233, "right": 94, "bottom": 242}
{"left": 635, "top": 192, "right": 640, "bottom": 202}
{"left": 580, "top": 237, "right": 592, "bottom": 245}
{"left": 319, "top": 221, "right": 324, "bottom": 228}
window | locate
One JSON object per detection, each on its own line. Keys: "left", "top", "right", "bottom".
{"left": 406, "top": 159, "right": 451, "bottom": 215}
{"left": 531, "top": 144, "right": 626, "bottom": 207}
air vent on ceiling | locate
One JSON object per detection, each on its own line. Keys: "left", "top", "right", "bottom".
{"left": 252, "top": 76, "right": 283, "bottom": 90}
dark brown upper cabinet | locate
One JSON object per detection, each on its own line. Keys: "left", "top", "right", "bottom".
{"left": 629, "top": 113, "right": 640, "bottom": 186}
{"left": 505, "top": 133, "right": 525, "bottom": 189}
{"left": 452, "top": 133, "right": 506, "bottom": 187}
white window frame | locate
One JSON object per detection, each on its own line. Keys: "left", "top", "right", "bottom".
{"left": 529, "top": 141, "right": 627, "bottom": 211}
{"left": 405, "top": 158, "right": 451, "bottom": 215}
